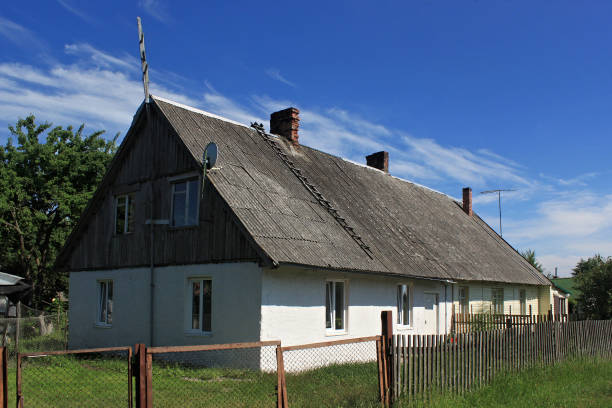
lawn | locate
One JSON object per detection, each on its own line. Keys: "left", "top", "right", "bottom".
{"left": 396, "top": 357, "right": 612, "bottom": 408}
{"left": 6, "top": 355, "right": 611, "bottom": 407}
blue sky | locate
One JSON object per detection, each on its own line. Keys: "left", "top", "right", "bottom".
{"left": 1, "top": 1, "right": 611, "bottom": 277}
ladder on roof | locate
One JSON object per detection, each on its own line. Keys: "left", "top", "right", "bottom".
{"left": 250, "top": 122, "right": 374, "bottom": 260}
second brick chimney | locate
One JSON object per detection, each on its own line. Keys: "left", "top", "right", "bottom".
{"left": 462, "top": 187, "right": 473, "bottom": 216}
{"left": 366, "top": 151, "right": 389, "bottom": 173}
{"left": 270, "top": 107, "right": 300, "bottom": 146}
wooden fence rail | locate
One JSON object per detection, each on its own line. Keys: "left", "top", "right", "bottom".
{"left": 390, "top": 319, "right": 612, "bottom": 404}
{"left": 452, "top": 313, "right": 570, "bottom": 334}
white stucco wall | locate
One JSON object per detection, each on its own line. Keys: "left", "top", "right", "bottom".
{"left": 68, "top": 262, "right": 263, "bottom": 350}
{"left": 259, "top": 266, "right": 453, "bottom": 347}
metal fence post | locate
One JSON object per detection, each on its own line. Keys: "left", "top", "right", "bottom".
{"left": 0, "top": 347, "right": 6, "bottom": 408}
{"left": 381, "top": 310, "right": 393, "bottom": 405}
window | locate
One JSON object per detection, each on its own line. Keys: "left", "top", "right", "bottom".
{"left": 97, "top": 280, "right": 113, "bottom": 326}
{"left": 187, "top": 278, "right": 212, "bottom": 333}
{"left": 519, "top": 289, "right": 526, "bottom": 315}
{"left": 325, "top": 281, "right": 347, "bottom": 332}
{"left": 172, "top": 179, "right": 199, "bottom": 227}
{"left": 491, "top": 288, "right": 504, "bottom": 314}
{"left": 115, "top": 194, "right": 135, "bottom": 234}
{"left": 397, "top": 284, "right": 411, "bottom": 326}
{"left": 459, "top": 286, "right": 469, "bottom": 315}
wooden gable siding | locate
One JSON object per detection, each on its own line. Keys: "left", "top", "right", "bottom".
{"left": 65, "top": 107, "right": 260, "bottom": 271}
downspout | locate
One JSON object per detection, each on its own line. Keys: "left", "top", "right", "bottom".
{"left": 149, "top": 185, "right": 155, "bottom": 346}
{"left": 444, "top": 283, "right": 448, "bottom": 334}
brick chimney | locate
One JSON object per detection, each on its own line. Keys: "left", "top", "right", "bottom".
{"left": 270, "top": 107, "right": 300, "bottom": 146}
{"left": 462, "top": 187, "right": 473, "bottom": 216}
{"left": 365, "top": 151, "right": 389, "bottom": 173}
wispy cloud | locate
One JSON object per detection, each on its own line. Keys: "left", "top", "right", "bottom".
{"left": 0, "top": 16, "right": 44, "bottom": 49}
{"left": 0, "top": 43, "right": 196, "bottom": 138}
{"left": 265, "top": 68, "right": 296, "bottom": 87}
{"left": 56, "top": 0, "right": 94, "bottom": 23}
{"left": 139, "top": 0, "right": 171, "bottom": 23}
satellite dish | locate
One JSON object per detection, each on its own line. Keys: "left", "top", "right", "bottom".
{"left": 203, "top": 142, "right": 218, "bottom": 169}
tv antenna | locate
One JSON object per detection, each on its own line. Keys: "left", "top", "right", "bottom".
{"left": 137, "top": 17, "right": 150, "bottom": 103}
{"left": 480, "top": 189, "right": 516, "bottom": 237}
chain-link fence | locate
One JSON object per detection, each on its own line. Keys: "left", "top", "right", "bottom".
{"left": 147, "top": 341, "right": 281, "bottom": 408}
{"left": 0, "top": 303, "right": 68, "bottom": 360}
{"left": 281, "top": 336, "right": 380, "bottom": 408}
{"left": 16, "top": 347, "right": 132, "bottom": 408}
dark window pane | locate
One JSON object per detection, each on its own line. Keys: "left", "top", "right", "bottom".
{"left": 203, "top": 280, "right": 212, "bottom": 332}
{"left": 116, "top": 197, "right": 126, "bottom": 234}
{"left": 187, "top": 180, "right": 199, "bottom": 225}
{"left": 402, "top": 286, "right": 409, "bottom": 326}
{"left": 325, "top": 282, "right": 332, "bottom": 329}
{"left": 191, "top": 281, "right": 200, "bottom": 330}
{"left": 173, "top": 187, "right": 186, "bottom": 226}
{"left": 107, "top": 281, "right": 113, "bottom": 324}
{"left": 99, "top": 282, "right": 106, "bottom": 323}
{"left": 127, "top": 195, "right": 135, "bottom": 233}
{"left": 335, "top": 282, "right": 344, "bottom": 330}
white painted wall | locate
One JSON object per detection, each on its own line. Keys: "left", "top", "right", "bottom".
{"left": 259, "top": 266, "right": 453, "bottom": 347}
{"left": 68, "top": 262, "right": 263, "bottom": 350}
{"left": 451, "top": 282, "right": 547, "bottom": 316}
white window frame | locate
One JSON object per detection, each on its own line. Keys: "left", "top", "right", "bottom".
{"left": 491, "top": 288, "right": 504, "bottom": 314}
{"left": 171, "top": 178, "right": 200, "bottom": 227}
{"left": 458, "top": 286, "right": 470, "bottom": 315}
{"left": 325, "top": 280, "right": 348, "bottom": 335}
{"left": 396, "top": 283, "right": 412, "bottom": 328}
{"left": 185, "top": 277, "right": 212, "bottom": 335}
{"left": 96, "top": 280, "right": 113, "bottom": 327}
{"left": 114, "top": 194, "right": 134, "bottom": 235}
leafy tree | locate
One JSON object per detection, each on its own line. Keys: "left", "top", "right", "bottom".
{"left": 0, "top": 116, "right": 117, "bottom": 307}
{"left": 572, "top": 255, "right": 612, "bottom": 320}
{"left": 521, "top": 249, "right": 544, "bottom": 274}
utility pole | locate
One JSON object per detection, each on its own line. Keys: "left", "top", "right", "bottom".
{"left": 480, "top": 189, "right": 516, "bottom": 237}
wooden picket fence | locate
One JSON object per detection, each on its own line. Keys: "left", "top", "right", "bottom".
{"left": 389, "top": 319, "right": 612, "bottom": 404}
{"left": 452, "top": 313, "right": 569, "bottom": 334}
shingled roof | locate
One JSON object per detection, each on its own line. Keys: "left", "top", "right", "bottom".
{"left": 150, "top": 96, "right": 549, "bottom": 285}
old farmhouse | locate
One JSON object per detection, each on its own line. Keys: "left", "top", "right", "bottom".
{"left": 58, "top": 96, "right": 552, "bottom": 351}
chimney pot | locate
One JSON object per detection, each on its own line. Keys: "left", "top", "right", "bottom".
{"left": 270, "top": 107, "right": 300, "bottom": 146}
{"left": 462, "top": 187, "right": 473, "bottom": 216}
{"left": 366, "top": 151, "right": 389, "bottom": 173}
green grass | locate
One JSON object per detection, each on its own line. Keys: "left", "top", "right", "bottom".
{"left": 6, "top": 354, "right": 611, "bottom": 407}
{"left": 396, "top": 357, "right": 612, "bottom": 408}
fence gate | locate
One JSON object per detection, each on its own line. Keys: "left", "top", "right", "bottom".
{"left": 16, "top": 346, "right": 132, "bottom": 408}
{"left": 143, "top": 341, "right": 284, "bottom": 408}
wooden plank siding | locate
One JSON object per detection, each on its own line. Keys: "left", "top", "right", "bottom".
{"left": 62, "top": 105, "right": 261, "bottom": 271}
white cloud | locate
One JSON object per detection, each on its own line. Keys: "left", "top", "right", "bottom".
{"left": 139, "top": 0, "right": 170, "bottom": 23}
{"left": 0, "top": 16, "right": 44, "bottom": 49}
{"left": 265, "top": 68, "right": 296, "bottom": 87}
{"left": 0, "top": 42, "right": 197, "bottom": 138}
{"left": 56, "top": 0, "right": 94, "bottom": 23}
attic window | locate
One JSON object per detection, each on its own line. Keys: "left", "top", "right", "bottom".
{"left": 171, "top": 179, "right": 199, "bottom": 227}
{"left": 115, "top": 194, "right": 134, "bottom": 234}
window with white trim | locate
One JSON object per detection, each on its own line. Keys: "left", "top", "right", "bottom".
{"left": 325, "top": 281, "right": 347, "bottom": 332}
{"left": 397, "top": 284, "right": 411, "bottom": 326}
{"left": 459, "top": 286, "right": 469, "bottom": 315}
{"left": 187, "top": 278, "right": 212, "bottom": 333}
{"left": 115, "top": 194, "right": 134, "bottom": 234}
{"left": 171, "top": 179, "right": 199, "bottom": 227}
{"left": 519, "top": 289, "right": 527, "bottom": 315}
{"left": 97, "top": 280, "right": 113, "bottom": 326}
{"left": 491, "top": 288, "right": 504, "bottom": 314}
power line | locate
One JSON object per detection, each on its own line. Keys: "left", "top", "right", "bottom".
{"left": 480, "top": 189, "right": 516, "bottom": 237}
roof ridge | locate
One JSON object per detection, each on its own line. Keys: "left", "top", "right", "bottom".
{"left": 151, "top": 94, "right": 255, "bottom": 130}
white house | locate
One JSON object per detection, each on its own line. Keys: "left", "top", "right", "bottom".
{"left": 59, "top": 96, "right": 552, "bottom": 356}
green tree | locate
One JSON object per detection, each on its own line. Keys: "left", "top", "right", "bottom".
{"left": 572, "top": 255, "right": 612, "bottom": 320}
{"left": 0, "top": 116, "right": 117, "bottom": 307}
{"left": 521, "top": 249, "right": 544, "bottom": 273}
